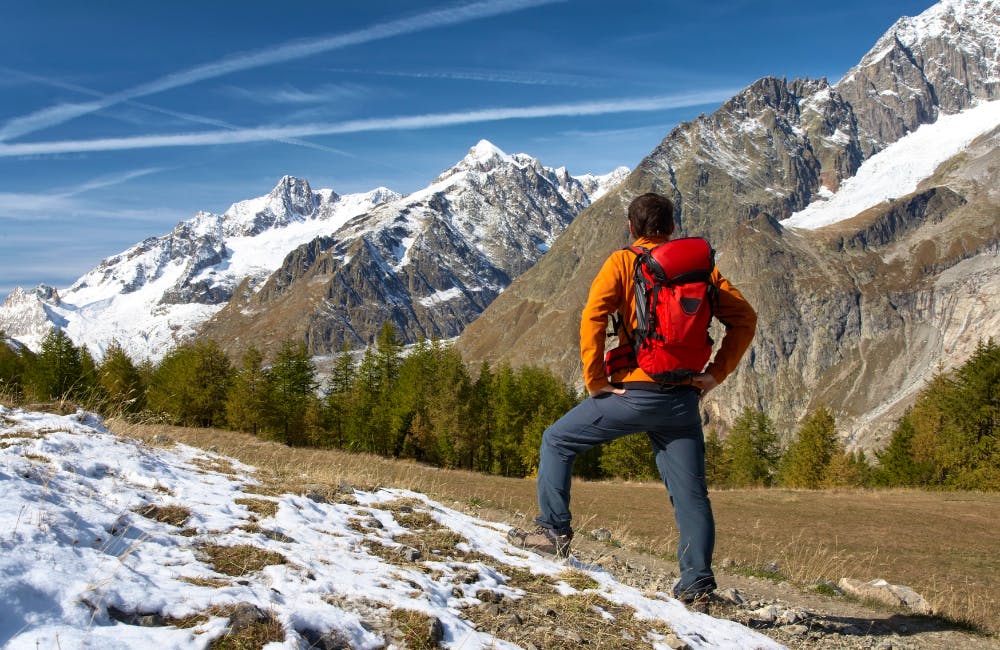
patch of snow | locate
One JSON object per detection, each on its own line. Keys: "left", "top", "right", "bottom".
{"left": 0, "top": 407, "right": 785, "bottom": 649}
{"left": 418, "top": 288, "right": 463, "bottom": 307}
{"left": 780, "top": 100, "right": 1000, "bottom": 230}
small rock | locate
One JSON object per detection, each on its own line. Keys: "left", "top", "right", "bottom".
{"left": 451, "top": 587, "right": 464, "bottom": 598}
{"left": 484, "top": 603, "right": 503, "bottom": 616}
{"left": 397, "top": 505, "right": 414, "bottom": 514}
{"left": 555, "top": 627, "right": 584, "bottom": 643}
{"left": 366, "top": 517, "right": 384, "bottom": 529}
{"left": 457, "top": 569, "right": 480, "bottom": 584}
{"left": 299, "top": 627, "right": 352, "bottom": 650}
{"left": 337, "top": 480, "right": 355, "bottom": 494}
{"left": 401, "top": 547, "right": 422, "bottom": 562}
{"left": 228, "top": 602, "right": 269, "bottom": 632}
{"left": 427, "top": 617, "right": 445, "bottom": 645}
{"left": 535, "top": 605, "right": 557, "bottom": 618}
{"left": 750, "top": 604, "right": 782, "bottom": 624}
{"left": 260, "top": 529, "right": 295, "bottom": 543}
{"left": 719, "top": 557, "right": 736, "bottom": 569}
{"left": 508, "top": 613, "right": 523, "bottom": 626}
{"left": 776, "top": 608, "right": 809, "bottom": 626}
{"left": 662, "top": 633, "right": 691, "bottom": 650}
{"left": 762, "top": 560, "right": 780, "bottom": 574}
{"left": 838, "top": 578, "right": 933, "bottom": 615}
{"left": 785, "top": 624, "right": 809, "bottom": 636}
{"left": 475, "top": 589, "right": 502, "bottom": 603}
{"left": 591, "top": 528, "right": 612, "bottom": 542}
{"left": 151, "top": 434, "right": 172, "bottom": 445}
{"left": 716, "top": 587, "right": 744, "bottom": 606}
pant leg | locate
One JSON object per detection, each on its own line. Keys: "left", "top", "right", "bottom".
{"left": 535, "top": 394, "right": 643, "bottom": 535}
{"left": 647, "top": 391, "right": 716, "bottom": 596}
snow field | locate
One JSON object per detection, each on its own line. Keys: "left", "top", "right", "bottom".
{"left": 0, "top": 407, "right": 783, "bottom": 649}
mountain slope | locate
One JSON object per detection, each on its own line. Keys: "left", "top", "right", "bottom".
{"left": 0, "top": 178, "right": 398, "bottom": 360}
{"left": 0, "top": 406, "right": 782, "bottom": 649}
{"left": 198, "top": 141, "right": 627, "bottom": 359}
{"left": 0, "top": 141, "right": 626, "bottom": 362}
{"left": 455, "top": 0, "right": 999, "bottom": 449}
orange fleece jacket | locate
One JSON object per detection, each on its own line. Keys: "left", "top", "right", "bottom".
{"left": 580, "top": 236, "right": 757, "bottom": 392}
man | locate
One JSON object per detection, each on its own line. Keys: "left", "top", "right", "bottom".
{"left": 509, "top": 192, "right": 756, "bottom": 606}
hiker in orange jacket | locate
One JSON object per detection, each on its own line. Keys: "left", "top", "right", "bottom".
{"left": 510, "top": 192, "right": 756, "bottom": 607}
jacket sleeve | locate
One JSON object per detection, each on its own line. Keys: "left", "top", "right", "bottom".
{"left": 704, "top": 268, "right": 757, "bottom": 384}
{"left": 580, "top": 253, "right": 625, "bottom": 391}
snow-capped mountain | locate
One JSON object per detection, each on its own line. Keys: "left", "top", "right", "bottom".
{"left": 457, "top": 0, "right": 1000, "bottom": 450}
{"left": 197, "top": 141, "right": 628, "bottom": 359}
{"left": 0, "top": 143, "right": 626, "bottom": 361}
{"left": 0, "top": 178, "right": 399, "bottom": 359}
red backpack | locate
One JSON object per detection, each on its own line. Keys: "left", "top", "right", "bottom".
{"left": 604, "top": 237, "right": 716, "bottom": 384}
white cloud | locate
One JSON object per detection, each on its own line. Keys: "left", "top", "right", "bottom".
{"left": 0, "top": 89, "right": 738, "bottom": 157}
{"left": 0, "top": 0, "right": 562, "bottom": 141}
{"left": 223, "top": 82, "right": 372, "bottom": 105}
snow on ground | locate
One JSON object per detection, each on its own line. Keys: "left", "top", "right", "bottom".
{"left": 780, "top": 100, "right": 1000, "bottom": 230}
{"left": 0, "top": 407, "right": 783, "bottom": 649}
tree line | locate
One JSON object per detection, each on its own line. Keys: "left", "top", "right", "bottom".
{"left": 1, "top": 328, "right": 995, "bottom": 489}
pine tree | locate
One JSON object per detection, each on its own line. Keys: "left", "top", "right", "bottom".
{"left": 147, "top": 340, "right": 231, "bottom": 427}
{"left": 0, "top": 333, "right": 27, "bottom": 400}
{"left": 27, "top": 328, "right": 83, "bottom": 400}
{"left": 263, "top": 340, "right": 317, "bottom": 445}
{"left": 779, "top": 405, "right": 838, "bottom": 489}
{"left": 704, "top": 427, "right": 726, "bottom": 487}
{"left": 98, "top": 341, "right": 145, "bottom": 415}
{"left": 874, "top": 413, "right": 928, "bottom": 486}
{"left": 721, "top": 408, "right": 780, "bottom": 487}
{"left": 322, "top": 343, "right": 357, "bottom": 448}
{"left": 599, "top": 434, "right": 659, "bottom": 481}
{"left": 225, "top": 347, "right": 267, "bottom": 435}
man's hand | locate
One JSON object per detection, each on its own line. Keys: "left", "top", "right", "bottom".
{"left": 691, "top": 372, "right": 718, "bottom": 398}
{"left": 588, "top": 384, "right": 626, "bottom": 398}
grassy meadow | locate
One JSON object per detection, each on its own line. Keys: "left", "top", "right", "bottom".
{"left": 109, "top": 420, "right": 1000, "bottom": 635}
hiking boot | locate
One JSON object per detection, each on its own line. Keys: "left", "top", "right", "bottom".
{"left": 507, "top": 525, "right": 573, "bottom": 558}
{"left": 677, "top": 590, "right": 723, "bottom": 614}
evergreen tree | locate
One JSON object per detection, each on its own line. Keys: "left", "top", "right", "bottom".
{"left": 873, "top": 413, "right": 928, "bottom": 486}
{"left": 263, "top": 340, "right": 317, "bottom": 445}
{"left": 0, "top": 333, "right": 27, "bottom": 400}
{"left": 147, "top": 340, "right": 231, "bottom": 427}
{"left": 779, "top": 405, "right": 838, "bottom": 489}
{"left": 225, "top": 347, "right": 267, "bottom": 435}
{"left": 26, "top": 328, "right": 83, "bottom": 400}
{"left": 97, "top": 341, "right": 145, "bottom": 415}
{"left": 704, "top": 427, "right": 727, "bottom": 487}
{"left": 322, "top": 343, "right": 357, "bottom": 448}
{"left": 720, "top": 408, "right": 780, "bottom": 487}
{"left": 824, "top": 449, "right": 871, "bottom": 488}
{"left": 599, "top": 434, "right": 659, "bottom": 481}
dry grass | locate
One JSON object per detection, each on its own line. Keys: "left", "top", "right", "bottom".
{"left": 234, "top": 497, "right": 278, "bottom": 519}
{"left": 206, "top": 604, "right": 284, "bottom": 649}
{"left": 134, "top": 504, "right": 191, "bottom": 527}
{"left": 198, "top": 543, "right": 287, "bottom": 577}
{"left": 109, "top": 420, "right": 1000, "bottom": 634}
{"left": 388, "top": 609, "right": 442, "bottom": 649}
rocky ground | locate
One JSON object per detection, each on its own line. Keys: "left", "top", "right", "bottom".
{"left": 567, "top": 532, "right": 995, "bottom": 649}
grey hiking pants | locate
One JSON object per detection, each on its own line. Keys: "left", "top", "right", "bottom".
{"left": 535, "top": 386, "right": 717, "bottom": 597}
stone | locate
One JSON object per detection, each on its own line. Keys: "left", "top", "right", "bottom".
{"left": 785, "top": 624, "right": 809, "bottom": 636}
{"left": 838, "top": 578, "right": 934, "bottom": 615}
{"left": 750, "top": 604, "right": 782, "bottom": 624}
{"left": 298, "top": 627, "right": 352, "bottom": 650}
{"left": 776, "top": 608, "right": 809, "bottom": 626}
{"left": 716, "top": 587, "right": 744, "bottom": 606}
{"left": 662, "top": 633, "right": 691, "bottom": 649}
{"left": 427, "top": 617, "right": 445, "bottom": 645}
{"left": 337, "top": 480, "right": 355, "bottom": 494}
{"left": 719, "top": 557, "right": 736, "bottom": 569}
{"left": 228, "top": 602, "right": 269, "bottom": 632}
{"left": 401, "top": 547, "right": 422, "bottom": 562}
{"left": 591, "top": 528, "right": 612, "bottom": 542}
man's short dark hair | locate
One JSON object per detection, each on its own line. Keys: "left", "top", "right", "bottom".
{"left": 628, "top": 193, "right": 675, "bottom": 238}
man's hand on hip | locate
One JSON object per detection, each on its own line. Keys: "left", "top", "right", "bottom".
{"left": 691, "top": 372, "right": 718, "bottom": 398}
{"left": 588, "top": 384, "right": 626, "bottom": 398}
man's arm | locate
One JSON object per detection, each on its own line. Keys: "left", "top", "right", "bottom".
{"left": 580, "top": 254, "right": 625, "bottom": 394}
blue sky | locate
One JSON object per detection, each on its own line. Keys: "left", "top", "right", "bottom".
{"left": 0, "top": 0, "right": 934, "bottom": 298}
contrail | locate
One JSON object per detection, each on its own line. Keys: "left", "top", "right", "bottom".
{"left": 0, "top": 90, "right": 738, "bottom": 157}
{"left": 0, "top": 0, "right": 562, "bottom": 141}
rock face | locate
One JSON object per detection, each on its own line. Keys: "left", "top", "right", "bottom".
{"left": 456, "top": 0, "right": 1000, "bottom": 449}
{"left": 198, "top": 141, "right": 627, "bottom": 359}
